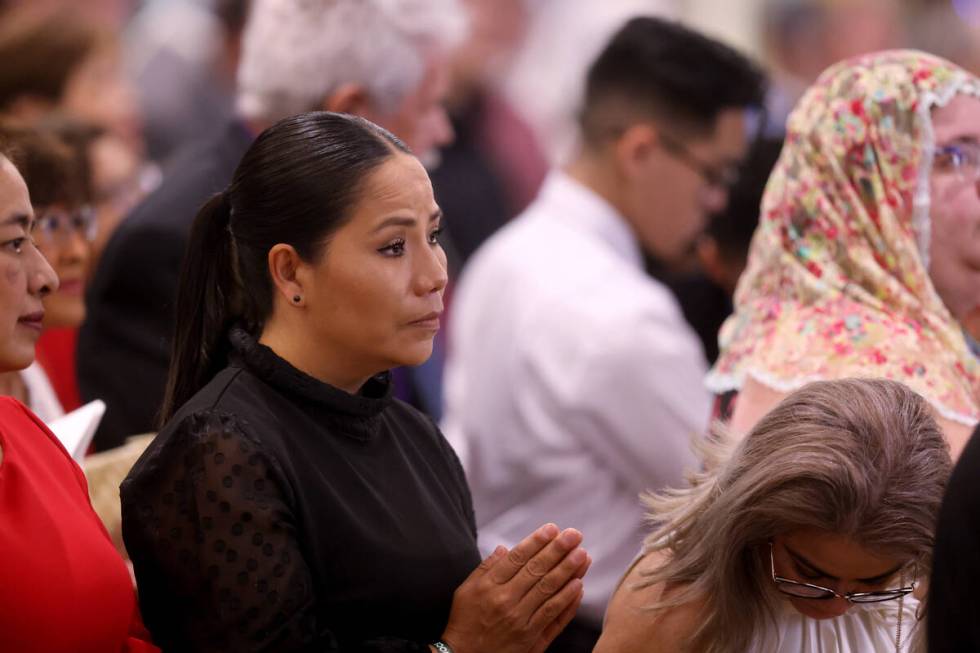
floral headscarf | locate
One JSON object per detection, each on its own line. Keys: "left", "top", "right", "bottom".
{"left": 707, "top": 50, "right": 980, "bottom": 425}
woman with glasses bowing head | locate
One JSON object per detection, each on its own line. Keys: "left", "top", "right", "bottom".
{"left": 707, "top": 51, "right": 980, "bottom": 452}
{"left": 121, "top": 111, "right": 590, "bottom": 653}
{"left": 595, "top": 378, "right": 950, "bottom": 653}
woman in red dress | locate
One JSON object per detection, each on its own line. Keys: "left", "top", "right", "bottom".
{"left": 0, "top": 141, "right": 157, "bottom": 652}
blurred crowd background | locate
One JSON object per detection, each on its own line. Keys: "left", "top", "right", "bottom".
{"left": 0, "top": 0, "right": 957, "bottom": 413}
{"left": 1, "top": 0, "right": 978, "bottom": 429}
{"left": 0, "top": 1, "right": 978, "bottom": 649}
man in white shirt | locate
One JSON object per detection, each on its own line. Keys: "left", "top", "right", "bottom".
{"left": 441, "top": 17, "right": 767, "bottom": 650}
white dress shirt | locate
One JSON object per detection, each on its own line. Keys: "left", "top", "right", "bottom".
{"left": 21, "top": 361, "right": 65, "bottom": 424}
{"left": 442, "top": 171, "right": 711, "bottom": 622}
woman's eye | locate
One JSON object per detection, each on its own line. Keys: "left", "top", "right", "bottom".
{"left": 379, "top": 239, "right": 406, "bottom": 256}
{"left": 4, "top": 238, "right": 25, "bottom": 254}
{"left": 428, "top": 227, "right": 443, "bottom": 245}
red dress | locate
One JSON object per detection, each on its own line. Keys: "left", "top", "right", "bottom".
{"left": 35, "top": 327, "right": 82, "bottom": 412}
{"left": 0, "top": 397, "right": 158, "bottom": 652}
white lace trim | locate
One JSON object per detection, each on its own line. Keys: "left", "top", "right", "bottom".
{"left": 705, "top": 367, "right": 978, "bottom": 426}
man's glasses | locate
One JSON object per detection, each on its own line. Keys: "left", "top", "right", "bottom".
{"left": 35, "top": 206, "right": 98, "bottom": 244}
{"left": 769, "top": 542, "right": 914, "bottom": 604}
{"left": 934, "top": 141, "right": 980, "bottom": 184}
{"left": 659, "top": 132, "right": 740, "bottom": 190}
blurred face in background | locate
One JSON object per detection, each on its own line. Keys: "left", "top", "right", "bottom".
{"left": 32, "top": 201, "right": 93, "bottom": 328}
{"left": 0, "top": 156, "right": 57, "bottom": 371}
{"left": 362, "top": 50, "right": 455, "bottom": 168}
{"left": 87, "top": 131, "right": 147, "bottom": 266}
{"left": 60, "top": 41, "right": 143, "bottom": 154}
{"left": 620, "top": 109, "right": 749, "bottom": 266}
{"left": 928, "top": 94, "right": 980, "bottom": 338}
{"left": 450, "top": 0, "right": 529, "bottom": 96}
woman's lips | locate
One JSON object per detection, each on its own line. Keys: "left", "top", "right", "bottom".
{"left": 17, "top": 311, "right": 44, "bottom": 332}
{"left": 407, "top": 311, "right": 442, "bottom": 330}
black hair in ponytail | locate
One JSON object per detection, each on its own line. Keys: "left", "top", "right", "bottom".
{"left": 160, "top": 111, "right": 410, "bottom": 423}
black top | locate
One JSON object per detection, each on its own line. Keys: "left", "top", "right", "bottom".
{"left": 121, "top": 329, "right": 480, "bottom": 652}
{"left": 928, "top": 422, "right": 980, "bottom": 652}
{"left": 79, "top": 121, "right": 254, "bottom": 449}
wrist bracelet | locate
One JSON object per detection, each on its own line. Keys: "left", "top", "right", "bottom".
{"left": 433, "top": 642, "right": 454, "bottom": 653}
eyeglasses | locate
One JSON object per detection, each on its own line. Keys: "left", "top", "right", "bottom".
{"left": 659, "top": 132, "right": 740, "bottom": 190}
{"left": 769, "top": 542, "right": 915, "bottom": 604}
{"left": 933, "top": 142, "right": 980, "bottom": 183}
{"left": 34, "top": 206, "right": 98, "bottom": 244}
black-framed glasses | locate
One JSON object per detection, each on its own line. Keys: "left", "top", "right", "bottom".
{"left": 933, "top": 141, "right": 980, "bottom": 184}
{"left": 769, "top": 542, "right": 915, "bottom": 604}
{"left": 659, "top": 132, "right": 740, "bottom": 190}
{"left": 34, "top": 206, "right": 97, "bottom": 244}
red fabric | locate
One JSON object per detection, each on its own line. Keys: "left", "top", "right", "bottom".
{"left": 35, "top": 328, "right": 82, "bottom": 412}
{"left": 0, "top": 398, "right": 158, "bottom": 652}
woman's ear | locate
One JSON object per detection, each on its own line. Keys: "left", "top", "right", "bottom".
{"left": 267, "top": 244, "right": 308, "bottom": 307}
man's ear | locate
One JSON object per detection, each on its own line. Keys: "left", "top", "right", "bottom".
{"left": 613, "top": 122, "right": 660, "bottom": 180}
{"left": 322, "top": 83, "right": 372, "bottom": 116}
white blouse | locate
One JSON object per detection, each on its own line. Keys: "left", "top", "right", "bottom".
{"left": 755, "top": 598, "right": 919, "bottom": 653}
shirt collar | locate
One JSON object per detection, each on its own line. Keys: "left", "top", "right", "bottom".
{"left": 536, "top": 170, "right": 644, "bottom": 270}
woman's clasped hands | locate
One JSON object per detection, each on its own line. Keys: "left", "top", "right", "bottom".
{"left": 437, "top": 523, "right": 591, "bottom": 653}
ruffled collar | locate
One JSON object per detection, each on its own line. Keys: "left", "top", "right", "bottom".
{"left": 228, "top": 327, "right": 393, "bottom": 426}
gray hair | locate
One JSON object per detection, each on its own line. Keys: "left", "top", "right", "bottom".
{"left": 236, "top": 0, "right": 465, "bottom": 124}
{"left": 637, "top": 378, "right": 951, "bottom": 653}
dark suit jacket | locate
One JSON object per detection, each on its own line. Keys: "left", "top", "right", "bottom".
{"left": 928, "top": 422, "right": 980, "bottom": 652}
{"left": 78, "top": 121, "right": 254, "bottom": 450}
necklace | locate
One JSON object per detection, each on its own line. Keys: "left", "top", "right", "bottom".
{"left": 894, "top": 593, "right": 904, "bottom": 652}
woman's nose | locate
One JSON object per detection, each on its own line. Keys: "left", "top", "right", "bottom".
{"left": 823, "top": 596, "right": 852, "bottom": 618}
{"left": 30, "top": 242, "right": 59, "bottom": 297}
{"left": 414, "top": 242, "right": 448, "bottom": 296}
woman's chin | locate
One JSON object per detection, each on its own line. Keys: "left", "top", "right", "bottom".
{"left": 394, "top": 343, "right": 436, "bottom": 369}
{"left": 0, "top": 347, "right": 35, "bottom": 374}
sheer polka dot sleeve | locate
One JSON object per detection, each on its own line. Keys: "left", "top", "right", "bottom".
{"left": 121, "top": 411, "right": 430, "bottom": 653}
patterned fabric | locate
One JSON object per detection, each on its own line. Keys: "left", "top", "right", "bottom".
{"left": 707, "top": 50, "right": 980, "bottom": 425}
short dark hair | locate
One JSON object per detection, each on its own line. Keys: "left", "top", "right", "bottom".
{"left": 0, "top": 119, "right": 90, "bottom": 208}
{"left": 162, "top": 111, "right": 411, "bottom": 423}
{"left": 579, "top": 16, "right": 768, "bottom": 144}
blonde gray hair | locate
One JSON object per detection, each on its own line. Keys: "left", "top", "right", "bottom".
{"left": 638, "top": 378, "right": 951, "bottom": 653}
{"left": 236, "top": 0, "right": 465, "bottom": 124}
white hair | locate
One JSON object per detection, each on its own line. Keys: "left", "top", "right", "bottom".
{"left": 236, "top": 0, "right": 465, "bottom": 124}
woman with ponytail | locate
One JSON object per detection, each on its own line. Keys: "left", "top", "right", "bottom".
{"left": 121, "top": 112, "right": 589, "bottom": 653}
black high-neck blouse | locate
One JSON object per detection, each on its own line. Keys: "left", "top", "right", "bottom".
{"left": 121, "top": 329, "right": 480, "bottom": 652}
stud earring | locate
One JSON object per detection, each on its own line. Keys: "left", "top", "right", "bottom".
{"left": 292, "top": 295, "right": 302, "bottom": 304}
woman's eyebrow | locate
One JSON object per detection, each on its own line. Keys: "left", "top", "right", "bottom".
{"left": 372, "top": 209, "right": 442, "bottom": 233}
{"left": 0, "top": 212, "right": 31, "bottom": 229}
{"left": 786, "top": 546, "right": 838, "bottom": 581}
{"left": 856, "top": 564, "right": 904, "bottom": 585}
{"left": 941, "top": 134, "right": 980, "bottom": 146}
{"left": 786, "top": 545, "right": 904, "bottom": 584}
{"left": 373, "top": 216, "right": 416, "bottom": 232}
